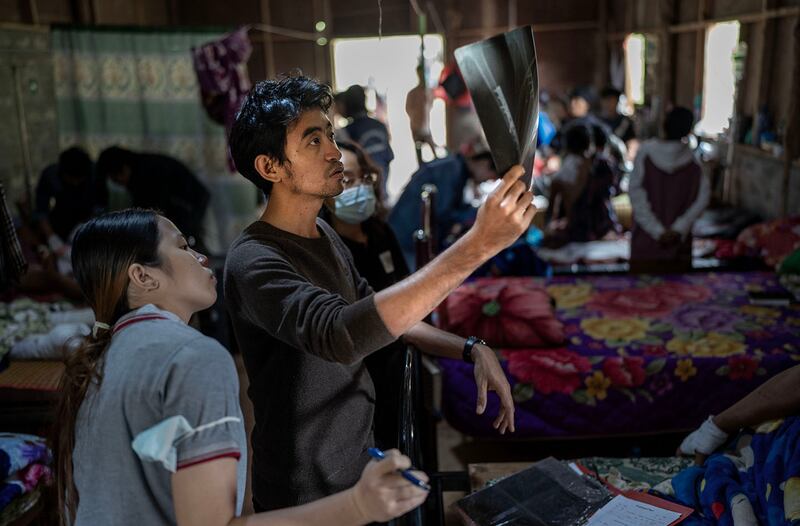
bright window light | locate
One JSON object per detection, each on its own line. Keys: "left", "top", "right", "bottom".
{"left": 624, "top": 33, "right": 646, "bottom": 106}
{"left": 332, "top": 35, "right": 445, "bottom": 204}
{"left": 696, "top": 21, "right": 740, "bottom": 137}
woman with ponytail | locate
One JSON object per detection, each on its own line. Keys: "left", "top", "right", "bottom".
{"left": 54, "top": 209, "right": 427, "bottom": 526}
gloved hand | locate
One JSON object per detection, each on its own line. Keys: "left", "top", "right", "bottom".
{"left": 678, "top": 415, "right": 729, "bottom": 457}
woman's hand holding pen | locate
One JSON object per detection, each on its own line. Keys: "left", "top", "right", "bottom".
{"left": 349, "top": 449, "right": 429, "bottom": 523}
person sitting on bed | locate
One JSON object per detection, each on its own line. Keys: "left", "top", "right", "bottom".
{"left": 544, "top": 125, "right": 589, "bottom": 246}
{"left": 629, "top": 107, "right": 710, "bottom": 273}
{"left": 547, "top": 124, "right": 592, "bottom": 227}
{"left": 675, "top": 364, "right": 800, "bottom": 524}
{"left": 53, "top": 208, "right": 428, "bottom": 526}
{"left": 388, "top": 138, "right": 499, "bottom": 270}
{"left": 545, "top": 123, "right": 621, "bottom": 249}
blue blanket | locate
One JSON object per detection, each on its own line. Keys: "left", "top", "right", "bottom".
{"left": 0, "top": 433, "right": 51, "bottom": 512}
{"left": 671, "top": 416, "right": 800, "bottom": 525}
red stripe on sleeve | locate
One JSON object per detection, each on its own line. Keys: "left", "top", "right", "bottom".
{"left": 176, "top": 450, "right": 241, "bottom": 470}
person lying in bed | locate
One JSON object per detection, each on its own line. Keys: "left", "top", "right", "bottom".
{"left": 676, "top": 365, "right": 800, "bottom": 524}
{"left": 53, "top": 209, "right": 428, "bottom": 526}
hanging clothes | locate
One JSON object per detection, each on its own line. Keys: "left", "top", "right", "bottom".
{"left": 192, "top": 26, "right": 253, "bottom": 171}
{"left": 0, "top": 182, "right": 27, "bottom": 291}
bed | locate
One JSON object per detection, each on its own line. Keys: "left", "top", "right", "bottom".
{"left": 437, "top": 271, "right": 800, "bottom": 438}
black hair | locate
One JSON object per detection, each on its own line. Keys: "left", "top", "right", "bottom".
{"left": 470, "top": 151, "right": 497, "bottom": 172}
{"left": 569, "top": 86, "right": 595, "bottom": 103}
{"left": 58, "top": 147, "right": 92, "bottom": 182}
{"left": 229, "top": 74, "right": 333, "bottom": 196}
{"left": 591, "top": 125, "right": 608, "bottom": 150}
{"left": 339, "top": 84, "right": 367, "bottom": 118}
{"left": 565, "top": 124, "right": 591, "bottom": 155}
{"left": 96, "top": 146, "right": 135, "bottom": 179}
{"left": 56, "top": 208, "right": 161, "bottom": 526}
{"left": 600, "top": 86, "right": 622, "bottom": 99}
{"left": 335, "top": 140, "right": 388, "bottom": 219}
{"left": 664, "top": 106, "right": 694, "bottom": 141}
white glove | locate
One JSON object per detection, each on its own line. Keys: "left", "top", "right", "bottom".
{"left": 679, "top": 415, "right": 729, "bottom": 456}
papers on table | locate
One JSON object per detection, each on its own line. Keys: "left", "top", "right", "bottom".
{"left": 586, "top": 495, "right": 682, "bottom": 526}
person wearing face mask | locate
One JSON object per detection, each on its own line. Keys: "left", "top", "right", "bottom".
{"left": 54, "top": 208, "right": 428, "bottom": 526}
{"left": 322, "top": 141, "right": 410, "bottom": 449}
{"left": 324, "top": 141, "right": 409, "bottom": 291}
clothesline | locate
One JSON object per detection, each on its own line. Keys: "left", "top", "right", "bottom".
{"left": 247, "top": 0, "right": 444, "bottom": 42}
{"left": 248, "top": 23, "right": 317, "bottom": 42}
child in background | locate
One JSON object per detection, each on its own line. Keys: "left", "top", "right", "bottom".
{"left": 629, "top": 107, "right": 709, "bottom": 272}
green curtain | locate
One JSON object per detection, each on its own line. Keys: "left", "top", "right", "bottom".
{"left": 52, "top": 28, "right": 230, "bottom": 179}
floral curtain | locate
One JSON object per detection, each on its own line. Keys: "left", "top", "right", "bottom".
{"left": 52, "top": 28, "right": 230, "bottom": 179}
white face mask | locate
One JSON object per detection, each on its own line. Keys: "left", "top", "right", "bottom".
{"left": 131, "top": 415, "right": 240, "bottom": 472}
{"left": 333, "top": 185, "right": 377, "bottom": 224}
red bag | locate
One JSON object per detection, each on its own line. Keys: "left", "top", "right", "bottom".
{"left": 438, "top": 277, "right": 564, "bottom": 348}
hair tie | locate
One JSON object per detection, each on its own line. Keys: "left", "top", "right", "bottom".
{"left": 92, "top": 321, "right": 111, "bottom": 339}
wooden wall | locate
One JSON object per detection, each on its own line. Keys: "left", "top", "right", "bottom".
{"left": 3, "top": 0, "right": 794, "bottom": 115}
{"left": 608, "top": 0, "right": 798, "bottom": 134}
{"left": 1, "top": 0, "right": 795, "bottom": 116}
{"left": 0, "top": 0, "right": 602, "bottom": 96}
{"left": 1, "top": 0, "right": 797, "bottom": 213}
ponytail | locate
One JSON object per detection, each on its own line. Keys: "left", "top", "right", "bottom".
{"left": 52, "top": 209, "right": 161, "bottom": 525}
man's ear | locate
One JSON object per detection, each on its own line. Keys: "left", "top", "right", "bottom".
{"left": 254, "top": 154, "right": 282, "bottom": 184}
{"left": 128, "top": 263, "right": 159, "bottom": 292}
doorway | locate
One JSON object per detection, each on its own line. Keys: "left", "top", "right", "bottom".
{"left": 331, "top": 34, "right": 446, "bottom": 203}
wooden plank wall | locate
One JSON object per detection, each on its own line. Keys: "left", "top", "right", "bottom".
{"left": 1, "top": 0, "right": 797, "bottom": 214}
{"left": 2, "top": 0, "right": 796, "bottom": 112}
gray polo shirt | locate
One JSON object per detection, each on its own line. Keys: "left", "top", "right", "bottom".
{"left": 73, "top": 304, "right": 246, "bottom": 525}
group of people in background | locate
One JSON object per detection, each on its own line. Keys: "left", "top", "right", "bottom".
{"left": 31, "top": 68, "right": 713, "bottom": 304}
{"left": 33, "top": 145, "right": 209, "bottom": 248}
{"left": 13, "top": 145, "right": 210, "bottom": 303}
{"left": 536, "top": 84, "right": 709, "bottom": 273}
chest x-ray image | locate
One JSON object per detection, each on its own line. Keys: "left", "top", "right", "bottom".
{"left": 455, "top": 25, "right": 539, "bottom": 190}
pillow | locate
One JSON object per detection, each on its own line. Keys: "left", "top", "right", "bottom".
{"left": 734, "top": 216, "right": 800, "bottom": 268}
{"left": 437, "top": 277, "right": 564, "bottom": 348}
{"left": 779, "top": 248, "right": 800, "bottom": 275}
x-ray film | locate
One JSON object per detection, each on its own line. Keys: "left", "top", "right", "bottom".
{"left": 455, "top": 26, "right": 539, "bottom": 190}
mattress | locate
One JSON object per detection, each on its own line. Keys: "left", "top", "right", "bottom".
{"left": 439, "top": 271, "right": 800, "bottom": 438}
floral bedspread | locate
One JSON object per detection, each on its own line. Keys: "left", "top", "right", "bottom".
{"left": 439, "top": 271, "right": 800, "bottom": 438}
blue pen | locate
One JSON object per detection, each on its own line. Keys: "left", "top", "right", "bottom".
{"left": 367, "top": 447, "right": 431, "bottom": 491}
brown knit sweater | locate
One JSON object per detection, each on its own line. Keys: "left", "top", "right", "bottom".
{"left": 223, "top": 218, "right": 395, "bottom": 511}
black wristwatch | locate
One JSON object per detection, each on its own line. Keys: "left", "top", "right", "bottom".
{"left": 463, "top": 336, "right": 486, "bottom": 364}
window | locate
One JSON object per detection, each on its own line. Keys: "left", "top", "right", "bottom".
{"left": 624, "top": 33, "right": 646, "bottom": 107}
{"left": 695, "top": 21, "right": 741, "bottom": 137}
